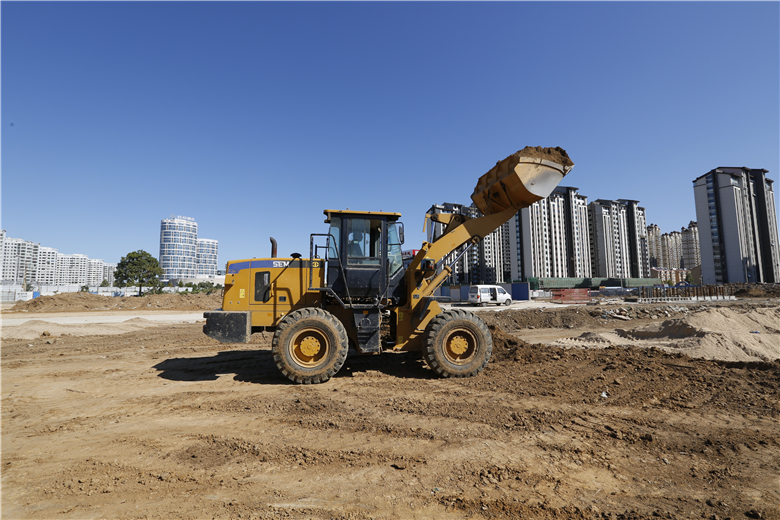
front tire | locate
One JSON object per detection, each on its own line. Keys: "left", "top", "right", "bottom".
{"left": 272, "top": 308, "right": 348, "bottom": 384}
{"left": 504, "top": 299, "right": 512, "bottom": 306}
{"left": 422, "top": 310, "right": 492, "bottom": 378}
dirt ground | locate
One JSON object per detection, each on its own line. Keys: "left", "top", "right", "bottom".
{"left": 2, "top": 296, "right": 779, "bottom": 520}
{"left": 7, "top": 292, "right": 223, "bottom": 313}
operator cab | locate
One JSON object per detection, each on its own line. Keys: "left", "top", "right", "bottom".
{"left": 321, "top": 210, "right": 405, "bottom": 305}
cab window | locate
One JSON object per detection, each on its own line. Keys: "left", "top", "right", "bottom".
{"left": 347, "top": 218, "right": 381, "bottom": 265}
{"left": 328, "top": 216, "right": 341, "bottom": 261}
{"left": 387, "top": 222, "right": 403, "bottom": 275}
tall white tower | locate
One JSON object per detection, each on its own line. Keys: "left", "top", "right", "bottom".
{"left": 159, "top": 216, "right": 199, "bottom": 280}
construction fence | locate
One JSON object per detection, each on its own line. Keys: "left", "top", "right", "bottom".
{"left": 524, "top": 277, "right": 664, "bottom": 290}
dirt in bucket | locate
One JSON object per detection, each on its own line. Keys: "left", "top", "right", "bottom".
{"left": 513, "top": 146, "right": 574, "bottom": 167}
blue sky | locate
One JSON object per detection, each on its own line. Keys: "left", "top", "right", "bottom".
{"left": 2, "top": 1, "right": 778, "bottom": 267}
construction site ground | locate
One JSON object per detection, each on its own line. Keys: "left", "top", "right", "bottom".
{"left": 2, "top": 293, "right": 779, "bottom": 520}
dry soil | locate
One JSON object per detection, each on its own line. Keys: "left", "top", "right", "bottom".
{"left": 513, "top": 146, "right": 574, "bottom": 168}
{"left": 2, "top": 297, "right": 779, "bottom": 520}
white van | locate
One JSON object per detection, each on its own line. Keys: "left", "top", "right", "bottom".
{"left": 468, "top": 285, "right": 512, "bottom": 306}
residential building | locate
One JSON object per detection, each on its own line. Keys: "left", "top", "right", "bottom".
{"left": 681, "top": 221, "right": 701, "bottom": 269}
{"left": 647, "top": 224, "right": 662, "bottom": 268}
{"left": 103, "top": 263, "right": 117, "bottom": 286}
{"left": 159, "top": 216, "right": 219, "bottom": 281}
{"left": 197, "top": 239, "right": 219, "bottom": 276}
{"left": 693, "top": 167, "right": 780, "bottom": 284}
{"left": 509, "top": 186, "right": 591, "bottom": 281}
{"left": 159, "top": 216, "right": 199, "bottom": 280}
{"left": 662, "top": 231, "right": 683, "bottom": 269}
{"left": 0, "top": 230, "right": 5, "bottom": 280}
{"left": 618, "top": 199, "right": 650, "bottom": 278}
{"left": 1, "top": 230, "right": 119, "bottom": 287}
{"left": 499, "top": 221, "right": 513, "bottom": 283}
{"left": 36, "top": 247, "right": 59, "bottom": 285}
{"left": 88, "top": 259, "right": 107, "bottom": 286}
{"left": 648, "top": 224, "right": 696, "bottom": 270}
{"left": 588, "top": 200, "right": 631, "bottom": 278}
{"left": 588, "top": 199, "right": 650, "bottom": 279}
{"left": 56, "top": 254, "right": 89, "bottom": 285}
{"left": 2, "top": 237, "right": 40, "bottom": 285}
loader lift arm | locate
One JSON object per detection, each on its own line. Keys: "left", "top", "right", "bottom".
{"left": 391, "top": 153, "right": 573, "bottom": 354}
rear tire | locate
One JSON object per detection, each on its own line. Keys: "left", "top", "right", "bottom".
{"left": 272, "top": 308, "right": 348, "bottom": 384}
{"left": 422, "top": 310, "right": 492, "bottom": 378}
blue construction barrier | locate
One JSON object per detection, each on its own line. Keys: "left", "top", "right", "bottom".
{"left": 510, "top": 283, "right": 530, "bottom": 301}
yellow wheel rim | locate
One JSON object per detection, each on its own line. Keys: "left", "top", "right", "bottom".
{"left": 290, "top": 328, "right": 329, "bottom": 367}
{"left": 449, "top": 336, "right": 469, "bottom": 356}
{"left": 443, "top": 328, "right": 477, "bottom": 364}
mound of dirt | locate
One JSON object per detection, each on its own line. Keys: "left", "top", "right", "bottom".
{"left": 1, "top": 318, "right": 168, "bottom": 340}
{"left": 553, "top": 305, "right": 780, "bottom": 362}
{"left": 486, "top": 324, "right": 568, "bottom": 368}
{"left": 8, "top": 292, "right": 222, "bottom": 313}
{"left": 513, "top": 146, "right": 574, "bottom": 167}
{"left": 478, "top": 307, "right": 600, "bottom": 331}
{"left": 732, "top": 283, "right": 780, "bottom": 298}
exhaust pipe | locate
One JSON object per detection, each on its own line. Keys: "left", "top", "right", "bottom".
{"left": 270, "top": 237, "right": 277, "bottom": 258}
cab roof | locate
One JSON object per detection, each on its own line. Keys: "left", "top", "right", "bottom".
{"left": 323, "top": 209, "right": 402, "bottom": 223}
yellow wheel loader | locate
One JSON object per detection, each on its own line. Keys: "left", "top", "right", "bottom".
{"left": 204, "top": 147, "right": 573, "bottom": 384}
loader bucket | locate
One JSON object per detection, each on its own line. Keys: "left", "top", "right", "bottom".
{"left": 471, "top": 149, "right": 574, "bottom": 216}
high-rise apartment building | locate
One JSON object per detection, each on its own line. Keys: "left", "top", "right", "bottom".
{"left": 159, "top": 216, "right": 219, "bottom": 281}
{"left": 36, "top": 247, "right": 59, "bottom": 285}
{"left": 663, "top": 231, "right": 683, "bottom": 269}
{"left": 509, "top": 186, "right": 591, "bottom": 281}
{"left": 588, "top": 200, "right": 631, "bottom": 278}
{"left": 647, "top": 224, "right": 662, "bottom": 268}
{"left": 648, "top": 223, "right": 698, "bottom": 270}
{"left": 2, "top": 237, "right": 40, "bottom": 284}
{"left": 693, "top": 167, "right": 780, "bottom": 284}
{"left": 197, "top": 239, "right": 219, "bottom": 276}
{"left": 1, "top": 230, "right": 117, "bottom": 287}
{"left": 56, "top": 254, "right": 89, "bottom": 285}
{"left": 618, "top": 200, "right": 650, "bottom": 278}
{"left": 0, "top": 230, "right": 5, "bottom": 280}
{"left": 588, "top": 199, "right": 650, "bottom": 279}
{"left": 103, "top": 263, "right": 117, "bottom": 286}
{"left": 680, "top": 221, "right": 701, "bottom": 269}
{"left": 88, "top": 259, "right": 106, "bottom": 286}
{"left": 499, "top": 221, "right": 513, "bottom": 283}
{"left": 159, "top": 216, "right": 199, "bottom": 280}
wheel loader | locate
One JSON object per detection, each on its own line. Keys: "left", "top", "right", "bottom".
{"left": 203, "top": 147, "right": 573, "bottom": 383}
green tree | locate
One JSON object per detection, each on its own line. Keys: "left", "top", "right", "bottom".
{"left": 114, "top": 250, "right": 164, "bottom": 296}
{"left": 100, "top": 279, "right": 110, "bottom": 287}
{"left": 685, "top": 272, "right": 694, "bottom": 284}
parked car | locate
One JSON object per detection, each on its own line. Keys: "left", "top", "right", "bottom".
{"left": 468, "top": 285, "right": 512, "bottom": 306}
